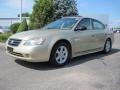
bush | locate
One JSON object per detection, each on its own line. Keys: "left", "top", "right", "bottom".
{"left": 17, "top": 19, "right": 28, "bottom": 32}
{"left": 10, "top": 23, "right": 20, "bottom": 34}
{"left": 0, "top": 32, "right": 12, "bottom": 42}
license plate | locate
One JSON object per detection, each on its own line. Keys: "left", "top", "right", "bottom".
{"left": 7, "top": 47, "right": 13, "bottom": 52}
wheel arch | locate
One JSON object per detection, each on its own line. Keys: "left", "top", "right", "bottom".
{"left": 49, "top": 39, "right": 72, "bottom": 59}
{"left": 103, "top": 37, "right": 112, "bottom": 47}
{"left": 106, "top": 37, "right": 112, "bottom": 43}
{"left": 103, "top": 37, "right": 112, "bottom": 53}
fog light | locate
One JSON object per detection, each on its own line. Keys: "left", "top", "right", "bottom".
{"left": 25, "top": 54, "right": 30, "bottom": 58}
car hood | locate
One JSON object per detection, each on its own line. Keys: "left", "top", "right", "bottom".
{"left": 10, "top": 29, "right": 62, "bottom": 40}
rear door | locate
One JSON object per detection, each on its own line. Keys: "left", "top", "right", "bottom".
{"left": 91, "top": 19, "right": 107, "bottom": 48}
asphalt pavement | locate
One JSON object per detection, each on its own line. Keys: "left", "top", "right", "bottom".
{"left": 0, "top": 34, "right": 120, "bottom": 90}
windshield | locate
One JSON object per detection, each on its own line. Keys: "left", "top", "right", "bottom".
{"left": 43, "top": 18, "right": 79, "bottom": 30}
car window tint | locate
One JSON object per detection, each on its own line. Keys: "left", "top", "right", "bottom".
{"left": 43, "top": 18, "right": 78, "bottom": 30}
{"left": 92, "top": 19, "right": 105, "bottom": 30}
{"left": 76, "top": 18, "right": 91, "bottom": 30}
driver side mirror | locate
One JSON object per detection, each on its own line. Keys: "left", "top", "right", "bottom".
{"left": 75, "top": 26, "right": 87, "bottom": 31}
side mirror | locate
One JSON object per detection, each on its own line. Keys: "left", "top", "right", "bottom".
{"left": 75, "top": 26, "right": 87, "bottom": 31}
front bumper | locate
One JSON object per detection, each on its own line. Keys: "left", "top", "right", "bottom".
{"left": 6, "top": 44, "right": 50, "bottom": 62}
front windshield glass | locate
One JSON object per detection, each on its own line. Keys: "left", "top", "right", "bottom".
{"left": 43, "top": 18, "right": 79, "bottom": 30}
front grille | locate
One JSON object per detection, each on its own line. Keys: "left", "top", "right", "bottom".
{"left": 7, "top": 47, "right": 24, "bottom": 57}
{"left": 8, "top": 39, "right": 21, "bottom": 46}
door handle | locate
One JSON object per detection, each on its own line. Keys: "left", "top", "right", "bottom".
{"left": 74, "top": 38, "right": 80, "bottom": 41}
{"left": 91, "top": 35, "right": 95, "bottom": 37}
{"left": 105, "top": 33, "right": 108, "bottom": 35}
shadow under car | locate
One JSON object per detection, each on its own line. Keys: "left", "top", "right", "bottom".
{"left": 15, "top": 48, "right": 120, "bottom": 70}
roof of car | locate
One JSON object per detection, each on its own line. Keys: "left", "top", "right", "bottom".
{"left": 63, "top": 16, "right": 83, "bottom": 19}
{"left": 63, "top": 16, "right": 96, "bottom": 20}
{"left": 63, "top": 16, "right": 107, "bottom": 25}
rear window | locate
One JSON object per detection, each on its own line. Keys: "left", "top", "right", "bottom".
{"left": 92, "top": 19, "right": 105, "bottom": 30}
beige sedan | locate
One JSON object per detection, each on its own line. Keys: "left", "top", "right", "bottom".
{"left": 6, "top": 16, "right": 114, "bottom": 66}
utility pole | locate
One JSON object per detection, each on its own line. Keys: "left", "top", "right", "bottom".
{"left": 20, "top": 0, "right": 22, "bottom": 23}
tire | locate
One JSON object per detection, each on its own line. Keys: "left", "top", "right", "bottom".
{"left": 103, "top": 39, "right": 112, "bottom": 53}
{"left": 49, "top": 42, "right": 71, "bottom": 67}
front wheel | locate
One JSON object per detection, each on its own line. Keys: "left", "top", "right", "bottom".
{"left": 49, "top": 43, "right": 71, "bottom": 67}
{"left": 103, "top": 39, "right": 112, "bottom": 53}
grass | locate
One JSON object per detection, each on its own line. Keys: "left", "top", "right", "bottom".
{"left": 0, "top": 32, "right": 12, "bottom": 43}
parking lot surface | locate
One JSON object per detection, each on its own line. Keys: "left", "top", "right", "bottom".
{"left": 0, "top": 34, "right": 120, "bottom": 90}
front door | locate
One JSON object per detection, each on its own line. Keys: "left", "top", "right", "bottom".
{"left": 73, "top": 18, "right": 97, "bottom": 54}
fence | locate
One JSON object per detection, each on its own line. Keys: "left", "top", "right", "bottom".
{"left": 0, "top": 17, "right": 30, "bottom": 28}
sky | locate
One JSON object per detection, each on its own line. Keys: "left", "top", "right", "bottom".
{"left": 0, "top": 0, "right": 120, "bottom": 27}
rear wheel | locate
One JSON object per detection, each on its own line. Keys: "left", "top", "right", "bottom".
{"left": 49, "top": 42, "right": 71, "bottom": 67}
{"left": 103, "top": 39, "right": 112, "bottom": 53}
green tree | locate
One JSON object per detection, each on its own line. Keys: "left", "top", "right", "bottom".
{"left": 10, "top": 23, "right": 20, "bottom": 34}
{"left": 17, "top": 19, "right": 28, "bottom": 32}
{"left": 53, "top": 0, "right": 78, "bottom": 19}
{"left": 29, "top": 0, "right": 54, "bottom": 29}
{"left": 29, "top": 0, "right": 78, "bottom": 29}
{"left": 18, "top": 12, "right": 30, "bottom": 17}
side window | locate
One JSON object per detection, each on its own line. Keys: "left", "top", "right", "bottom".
{"left": 76, "top": 18, "right": 91, "bottom": 30}
{"left": 92, "top": 19, "right": 105, "bottom": 30}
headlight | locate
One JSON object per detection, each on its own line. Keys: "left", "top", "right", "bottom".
{"left": 24, "top": 37, "right": 46, "bottom": 46}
